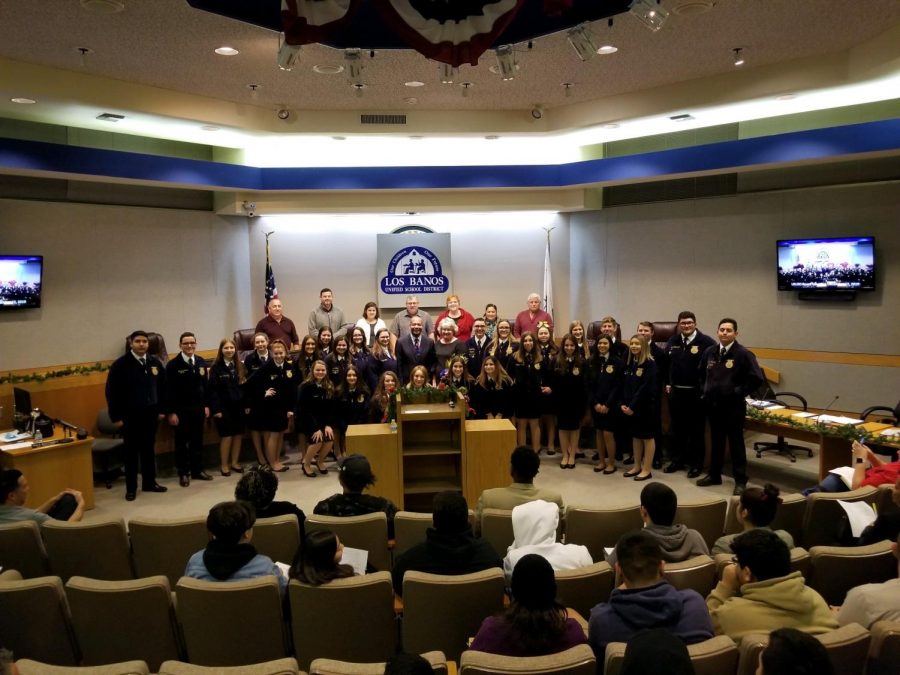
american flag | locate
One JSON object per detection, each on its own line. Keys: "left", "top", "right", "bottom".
{"left": 264, "top": 232, "right": 278, "bottom": 314}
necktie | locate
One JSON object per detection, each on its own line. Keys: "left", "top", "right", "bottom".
{"left": 477, "top": 339, "right": 483, "bottom": 350}
{"left": 683, "top": 335, "right": 688, "bottom": 348}
{"left": 139, "top": 357, "right": 146, "bottom": 368}
{"left": 414, "top": 338, "right": 420, "bottom": 355}
{"left": 720, "top": 346, "right": 726, "bottom": 360}
{"left": 189, "top": 357, "right": 195, "bottom": 368}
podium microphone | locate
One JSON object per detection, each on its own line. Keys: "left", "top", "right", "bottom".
{"left": 816, "top": 395, "right": 840, "bottom": 424}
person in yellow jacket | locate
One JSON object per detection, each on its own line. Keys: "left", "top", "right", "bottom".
{"left": 706, "top": 529, "right": 837, "bottom": 641}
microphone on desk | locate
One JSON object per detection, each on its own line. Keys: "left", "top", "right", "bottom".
{"left": 816, "top": 395, "right": 840, "bottom": 425}
{"left": 54, "top": 418, "right": 88, "bottom": 440}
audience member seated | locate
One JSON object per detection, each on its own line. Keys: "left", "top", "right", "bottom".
{"left": 837, "top": 533, "right": 900, "bottom": 629}
{"left": 475, "top": 446, "right": 564, "bottom": 526}
{"left": 385, "top": 653, "right": 433, "bottom": 675}
{"left": 313, "top": 454, "right": 399, "bottom": 538}
{"left": 712, "top": 483, "right": 794, "bottom": 555}
{"left": 756, "top": 627, "right": 835, "bottom": 675}
{"left": 804, "top": 440, "right": 900, "bottom": 494}
{"left": 858, "top": 476, "right": 900, "bottom": 546}
{"left": 235, "top": 465, "right": 306, "bottom": 536}
{"left": 470, "top": 554, "right": 588, "bottom": 656}
{"left": 0, "top": 469, "right": 85, "bottom": 524}
{"left": 588, "top": 530, "right": 714, "bottom": 661}
{"left": 605, "top": 482, "right": 708, "bottom": 569}
{"left": 617, "top": 628, "right": 694, "bottom": 675}
{"left": 392, "top": 491, "right": 502, "bottom": 595}
{"left": 503, "top": 500, "right": 592, "bottom": 581}
{"left": 289, "top": 530, "right": 355, "bottom": 586}
{"left": 706, "top": 529, "right": 837, "bottom": 641}
{"left": 185, "top": 500, "right": 287, "bottom": 592}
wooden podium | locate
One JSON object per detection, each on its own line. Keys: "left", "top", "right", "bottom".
{"left": 346, "top": 395, "right": 515, "bottom": 511}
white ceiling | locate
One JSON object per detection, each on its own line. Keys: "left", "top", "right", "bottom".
{"left": 0, "top": 0, "right": 899, "bottom": 151}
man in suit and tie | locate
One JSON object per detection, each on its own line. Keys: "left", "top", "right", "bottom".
{"left": 396, "top": 316, "right": 436, "bottom": 385}
{"left": 165, "top": 332, "right": 212, "bottom": 487}
{"left": 465, "top": 317, "right": 491, "bottom": 378}
{"left": 105, "top": 330, "right": 168, "bottom": 501}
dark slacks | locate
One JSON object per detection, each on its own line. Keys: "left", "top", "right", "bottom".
{"left": 707, "top": 398, "right": 748, "bottom": 484}
{"left": 174, "top": 409, "right": 205, "bottom": 477}
{"left": 47, "top": 492, "right": 78, "bottom": 520}
{"left": 122, "top": 409, "right": 160, "bottom": 492}
{"left": 669, "top": 387, "right": 706, "bottom": 469}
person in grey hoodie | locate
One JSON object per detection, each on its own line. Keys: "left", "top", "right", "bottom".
{"left": 605, "top": 482, "right": 708, "bottom": 570}
{"left": 588, "top": 530, "right": 714, "bottom": 665}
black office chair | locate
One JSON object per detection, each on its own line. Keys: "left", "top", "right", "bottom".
{"left": 92, "top": 409, "right": 125, "bottom": 489}
{"left": 753, "top": 391, "right": 812, "bottom": 463}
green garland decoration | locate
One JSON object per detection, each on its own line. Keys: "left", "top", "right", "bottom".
{"left": 746, "top": 405, "right": 876, "bottom": 443}
{"left": 0, "top": 362, "right": 109, "bottom": 385}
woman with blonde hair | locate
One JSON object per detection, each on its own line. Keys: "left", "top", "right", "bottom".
{"left": 243, "top": 338, "right": 295, "bottom": 472}
{"left": 507, "top": 332, "right": 547, "bottom": 451}
{"left": 471, "top": 355, "right": 513, "bottom": 419}
{"left": 489, "top": 319, "right": 517, "bottom": 372}
{"left": 210, "top": 337, "right": 247, "bottom": 476}
{"left": 620, "top": 335, "right": 658, "bottom": 481}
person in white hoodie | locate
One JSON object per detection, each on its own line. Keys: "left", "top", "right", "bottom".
{"left": 503, "top": 499, "right": 592, "bottom": 581}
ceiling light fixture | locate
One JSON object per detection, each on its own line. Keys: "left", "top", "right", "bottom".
{"left": 597, "top": 45, "right": 618, "bottom": 55}
{"left": 562, "top": 82, "right": 573, "bottom": 97}
{"left": 460, "top": 82, "right": 473, "bottom": 98}
{"left": 567, "top": 23, "right": 598, "bottom": 61}
{"left": 76, "top": 47, "right": 93, "bottom": 67}
{"left": 79, "top": 0, "right": 125, "bottom": 14}
{"left": 313, "top": 64, "right": 344, "bottom": 75}
{"left": 404, "top": 97, "right": 418, "bottom": 105}
{"left": 247, "top": 83, "right": 260, "bottom": 100}
{"left": 629, "top": 0, "right": 669, "bottom": 32}
{"left": 440, "top": 63, "right": 457, "bottom": 84}
{"left": 404, "top": 81, "right": 425, "bottom": 88}
{"left": 669, "top": 113, "right": 695, "bottom": 122}
{"left": 10, "top": 97, "right": 36, "bottom": 105}
{"left": 353, "top": 83, "right": 366, "bottom": 98}
{"left": 215, "top": 46, "right": 239, "bottom": 56}
{"left": 277, "top": 38, "right": 301, "bottom": 71}
{"left": 96, "top": 112, "right": 124, "bottom": 122}
{"left": 733, "top": 47, "right": 745, "bottom": 67}
{"left": 494, "top": 45, "right": 517, "bottom": 81}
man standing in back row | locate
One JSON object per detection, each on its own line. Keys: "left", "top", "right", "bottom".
{"left": 256, "top": 298, "right": 300, "bottom": 351}
{"left": 664, "top": 311, "right": 716, "bottom": 478}
{"left": 105, "top": 330, "right": 168, "bottom": 501}
{"left": 308, "top": 287, "right": 345, "bottom": 338}
{"left": 697, "top": 318, "right": 764, "bottom": 496}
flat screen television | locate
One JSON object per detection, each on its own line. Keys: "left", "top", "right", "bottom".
{"left": 0, "top": 255, "right": 43, "bottom": 309}
{"left": 776, "top": 237, "right": 875, "bottom": 292}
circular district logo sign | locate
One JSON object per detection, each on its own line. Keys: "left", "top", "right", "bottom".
{"left": 380, "top": 246, "right": 450, "bottom": 295}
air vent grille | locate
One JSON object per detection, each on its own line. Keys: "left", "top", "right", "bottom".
{"left": 360, "top": 114, "right": 407, "bottom": 125}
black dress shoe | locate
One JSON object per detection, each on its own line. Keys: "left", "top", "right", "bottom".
{"left": 696, "top": 474, "right": 723, "bottom": 487}
{"left": 733, "top": 483, "right": 747, "bottom": 496}
{"left": 191, "top": 471, "right": 214, "bottom": 481}
{"left": 687, "top": 467, "right": 703, "bottom": 479}
{"left": 664, "top": 462, "right": 684, "bottom": 474}
{"left": 125, "top": 492, "right": 136, "bottom": 501}
{"left": 179, "top": 475, "right": 190, "bottom": 487}
{"left": 144, "top": 484, "right": 168, "bottom": 493}
{"left": 634, "top": 472, "right": 653, "bottom": 481}
{"left": 652, "top": 458, "right": 663, "bottom": 470}
{"left": 623, "top": 455, "right": 635, "bottom": 465}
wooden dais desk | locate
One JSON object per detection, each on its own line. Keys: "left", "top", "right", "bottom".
{"left": 744, "top": 408, "right": 899, "bottom": 480}
{"left": 0, "top": 429, "right": 95, "bottom": 510}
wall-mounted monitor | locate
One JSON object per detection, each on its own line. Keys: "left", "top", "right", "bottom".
{"left": 0, "top": 255, "right": 44, "bottom": 309}
{"left": 777, "top": 237, "right": 875, "bottom": 292}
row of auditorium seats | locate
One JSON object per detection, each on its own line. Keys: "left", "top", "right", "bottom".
{"left": 1, "top": 482, "right": 895, "bottom": 587}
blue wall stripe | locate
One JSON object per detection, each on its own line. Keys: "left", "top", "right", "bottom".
{"left": 1, "top": 119, "right": 898, "bottom": 192}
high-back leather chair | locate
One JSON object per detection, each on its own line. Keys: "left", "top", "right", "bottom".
{"left": 650, "top": 321, "right": 677, "bottom": 351}
{"left": 234, "top": 328, "right": 258, "bottom": 362}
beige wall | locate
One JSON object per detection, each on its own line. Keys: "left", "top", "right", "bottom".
{"left": 0, "top": 198, "right": 252, "bottom": 370}
{"left": 569, "top": 182, "right": 900, "bottom": 411}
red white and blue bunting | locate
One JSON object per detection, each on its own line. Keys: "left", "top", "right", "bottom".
{"left": 281, "top": 0, "right": 361, "bottom": 46}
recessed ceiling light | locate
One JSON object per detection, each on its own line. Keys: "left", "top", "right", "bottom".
{"left": 332, "top": 136, "right": 346, "bottom": 141}
{"left": 777, "top": 93, "right": 797, "bottom": 100}
{"left": 671, "top": 0, "right": 716, "bottom": 16}
{"left": 200, "top": 125, "right": 220, "bottom": 131}
{"left": 404, "top": 81, "right": 425, "bottom": 87}
{"left": 79, "top": 0, "right": 125, "bottom": 14}
{"left": 597, "top": 45, "right": 618, "bottom": 54}
{"left": 215, "top": 46, "right": 239, "bottom": 56}
{"left": 601, "top": 122, "right": 620, "bottom": 129}
{"left": 488, "top": 64, "right": 520, "bottom": 75}
{"left": 10, "top": 97, "right": 36, "bottom": 105}
{"left": 485, "top": 135, "right": 500, "bottom": 140}
{"left": 404, "top": 97, "right": 418, "bottom": 105}
{"left": 313, "top": 64, "right": 344, "bottom": 75}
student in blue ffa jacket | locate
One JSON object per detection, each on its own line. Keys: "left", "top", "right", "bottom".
{"left": 664, "top": 311, "right": 716, "bottom": 478}
{"left": 508, "top": 332, "right": 548, "bottom": 452}
{"left": 243, "top": 332, "right": 271, "bottom": 466}
{"left": 589, "top": 335, "right": 624, "bottom": 474}
{"left": 637, "top": 322, "right": 669, "bottom": 470}
{"left": 464, "top": 318, "right": 492, "bottom": 378}
{"left": 620, "top": 335, "right": 657, "bottom": 482}
{"left": 348, "top": 326, "right": 377, "bottom": 392}
{"left": 336, "top": 365, "right": 371, "bottom": 461}
{"left": 298, "top": 360, "right": 336, "bottom": 478}
{"left": 697, "top": 318, "right": 764, "bottom": 496}
{"left": 209, "top": 337, "right": 246, "bottom": 477}
{"left": 470, "top": 356, "right": 513, "bottom": 420}
{"left": 243, "top": 339, "right": 295, "bottom": 473}
{"left": 165, "top": 332, "right": 212, "bottom": 487}
{"left": 554, "top": 334, "right": 587, "bottom": 469}
{"left": 325, "top": 335, "right": 351, "bottom": 386}
{"left": 105, "top": 330, "right": 168, "bottom": 501}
